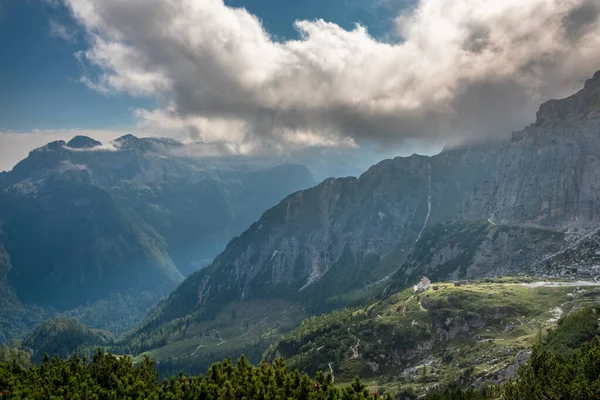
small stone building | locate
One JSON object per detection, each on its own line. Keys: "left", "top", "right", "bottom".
{"left": 413, "top": 276, "right": 431, "bottom": 292}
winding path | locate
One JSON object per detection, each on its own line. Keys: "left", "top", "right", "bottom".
{"left": 189, "top": 337, "right": 206, "bottom": 357}
{"left": 189, "top": 336, "right": 225, "bottom": 356}
{"left": 348, "top": 328, "right": 360, "bottom": 359}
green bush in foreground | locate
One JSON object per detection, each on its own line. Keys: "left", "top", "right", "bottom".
{"left": 0, "top": 350, "right": 390, "bottom": 400}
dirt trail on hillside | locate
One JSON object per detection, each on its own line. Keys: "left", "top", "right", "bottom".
{"left": 520, "top": 281, "right": 600, "bottom": 288}
{"left": 328, "top": 363, "right": 335, "bottom": 383}
{"left": 348, "top": 328, "right": 360, "bottom": 359}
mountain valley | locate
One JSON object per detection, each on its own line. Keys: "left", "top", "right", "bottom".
{"left": 0, "top": 135, "right": 314, "bottom": 340}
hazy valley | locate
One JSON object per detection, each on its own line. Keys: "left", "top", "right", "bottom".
{"left": 0, "top": 135, "right": 314, "bottom": 340}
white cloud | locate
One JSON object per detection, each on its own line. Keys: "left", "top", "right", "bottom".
{"left": 0, "top": 129, "right": 124, "bottom": 172}
{"left": 62, "top": 0, "right": 600, "bottom": 152}
{"left": 49, "top": 19, "right": 77, "bottom": 42}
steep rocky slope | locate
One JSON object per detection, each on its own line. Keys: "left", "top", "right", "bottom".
{"left": 143, "top": 149, "right": 498, "bottom": 326}
{"left": 386, "top": 220, "right": 565, "bottom": 289}
{"left": 465, "top": 71, "right": 600, "bottom": 228}
{"left": 530, "top": 227, "right": 600, "bottom": 280}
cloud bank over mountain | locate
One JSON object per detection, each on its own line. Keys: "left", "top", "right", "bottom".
{"left": 0, "top": 130, "right": 123, "bottom": 172}
{"left": 63, "top": 0, "right": 600, "bottom": 153}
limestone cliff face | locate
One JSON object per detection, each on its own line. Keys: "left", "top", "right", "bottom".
{"left": 466, "top": 71, "right": 600, "bottom": 229}
{"left": 210, "top": 149, "right": 500, "bottom": 296}
{"left": 392, "top": 221, "right": 566, "bottom": 287}
{"left": 213, "top": 157, "right": 432, "bottom": 295}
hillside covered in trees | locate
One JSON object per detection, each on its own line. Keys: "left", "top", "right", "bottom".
{"left": 1, "top": 306, "right": 600, "bottom": 400}
{"left": 1, "top": 298, "right": 599, "bottom": 399}
{"left": 0, "top": 351, "right": 389, "bottom": 400}
{"left": 22, "top": 318, "right": 113, "bottom": 363}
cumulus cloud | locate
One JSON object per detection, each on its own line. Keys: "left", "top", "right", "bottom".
{"left": 63, "top": 0, "right": 600, "bottom": 153}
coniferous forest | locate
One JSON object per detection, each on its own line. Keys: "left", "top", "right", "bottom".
{"left": 0, "top": 351, "right": 389, "bottom": 400}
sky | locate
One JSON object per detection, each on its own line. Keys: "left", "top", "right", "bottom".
{"left": 1, "top": 0, "right": 600, "bottom": 172}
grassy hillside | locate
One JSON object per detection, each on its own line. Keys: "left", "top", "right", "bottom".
{"left": 421, "top": 305, "right": 600, "bottom": 399}
{"left": 23, "top": 318, "right": 113, "bottom": 363}
{"left": 112, "top": 299, "right": 309, "bottom": 377}
{"left": 265, "top": 279, "right": 600, "bottom": 396}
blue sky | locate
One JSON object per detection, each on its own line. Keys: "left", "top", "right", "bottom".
{"left": 0, "top": 0, "right": 408, "bottom": 132}
{"left": 0, "top": 0, "right": 147, "bottom": 131}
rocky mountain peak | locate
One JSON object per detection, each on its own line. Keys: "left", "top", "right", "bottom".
{"left": 584, "top": 70, "right": 600, "bottom": 90}
{"left": 536, "top": 69, "right": 600, "bottom": 124}
{"left": 3, "top": 140, "right": 70, "bottom": 183}
{"left": 66, "top": 135, "right": 102, "bottom": 149}
{"left": 113, "top": 134, "right": 140, "bottom": 148}
{"left": 36, "top": 140, "right": 67, "bottom": 152}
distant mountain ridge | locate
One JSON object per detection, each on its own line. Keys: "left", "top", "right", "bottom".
{"left": 0, "top": 134, "right": 314, "bottom": 341}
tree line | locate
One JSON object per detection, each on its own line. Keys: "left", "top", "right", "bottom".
{"left": 0, "top": 350, "right": 391, "bottom": 399}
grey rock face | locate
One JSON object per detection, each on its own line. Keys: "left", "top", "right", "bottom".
{"left": 531, "top": 227, "right": 600, "bottom": 279}
{"left": 66, "top": 136, "right": 102, "bottom": 149}
{"left": 479, "top": 118, "right": 600, "bottom": 229}
{"left": 467, "top": 72, "right": 600, "bottom": 229}
{"left": 395, "top": 221, "right": 566, "bottom": 285}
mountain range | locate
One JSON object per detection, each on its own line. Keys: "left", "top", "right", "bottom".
{"left": 122, "top": 70, "right": 600, "bottom": 373}
{"left": 0, "top": 135, "right": 314, "bottom": 340}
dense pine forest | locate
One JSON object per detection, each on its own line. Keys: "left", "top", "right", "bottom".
{"left": 0, "top": 351, "right": 390, "bottom": 400}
